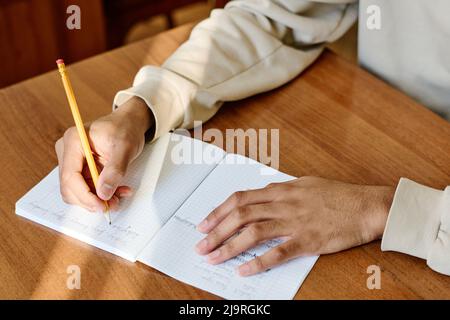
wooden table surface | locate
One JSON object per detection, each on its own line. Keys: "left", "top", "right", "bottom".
{"left": 1, "top": 24, "right": 450, "bottom": 299}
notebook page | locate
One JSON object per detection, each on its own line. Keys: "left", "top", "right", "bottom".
{"left": 138, "top": 154, "right": 319, "bottom": 300}
{"left": 16, "top": 133, "right": 226, "bottom": 261}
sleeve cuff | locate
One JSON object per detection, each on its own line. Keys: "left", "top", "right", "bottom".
{"left": 113, "top": 66, "right": 196, "bottom": 141}
{"left": 381, "top": 178, "right": 444, "bottom": 260}
{"left": 427, "top": 186, "right": 450, "bottom": 275}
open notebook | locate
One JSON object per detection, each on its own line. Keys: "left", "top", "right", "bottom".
{"left": 16, "top": 133, "right": 318, "bottom": 300}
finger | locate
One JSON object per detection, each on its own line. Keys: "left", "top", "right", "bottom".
{"left": 107, "top": 194, "right": 120, "bottom": 212}
{"left": 100, "top": 187, "right": 132, "bottom": 213}
{"left": 97, "top": 147, "right": 133, "bottom": 201}
{"left": 238, "top": 240, "right": 301, "bottom": 277}
{"left": 60, "top": 139, "right": 106, "bottom": 212}
{"left": 197, "top": 187, "right": 281, "bottom": 233}
{"left": 196, "top": 203, "right": 279, "bottom": 255}
{"left": 206, "top": 221, "right": 285, "bottom": 264}
{"left": 115, "top": 185, "right": 133, "bottom": 198}
{"left": 106, "top": 190, "right": 131, "bottom": 212}
{"left": 56, "top": 138, "right": 69, "bottom": 184}
{"left": 55, "top": 138, "right": 64, "bottom": 170}
{"left": 81, "top": 164, "right": 97, "bottom": 192}
{"left": 61, "top": 174, "right": 107, "bottom": 212}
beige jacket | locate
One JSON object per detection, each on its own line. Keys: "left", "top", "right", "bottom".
{"left": 113, "top": 0, "right": 450, "bottom": 276}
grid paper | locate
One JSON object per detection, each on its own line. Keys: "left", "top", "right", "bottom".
{"left": 138, "top": 153, "right": 318, "bottom": 300}
{"left": 16, "top": 133, "right": 226, "bottom": 261}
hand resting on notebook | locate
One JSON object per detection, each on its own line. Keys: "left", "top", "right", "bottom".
{"left": 54, "top": 98, "right": 395, "bottom": 278}
{"left": 196, "top": 177, "right": 395, "bottom": 276}
{"left": 54, "top": 97, "right": 152, "bottom": 212}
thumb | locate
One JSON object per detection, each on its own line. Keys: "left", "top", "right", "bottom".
{"left": 97, "top": 153, "right": 130, "bottom": 201}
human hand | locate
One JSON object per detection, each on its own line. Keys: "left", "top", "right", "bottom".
{"left": 55, "top": 97, "right": 152, "bottom": 212}
{"left": 196, "top": 177, "right": 394, "bottom": 276}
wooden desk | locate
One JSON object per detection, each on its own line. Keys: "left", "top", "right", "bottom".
{"left": 1, "top": 24, "right": 449, "bottom": 299}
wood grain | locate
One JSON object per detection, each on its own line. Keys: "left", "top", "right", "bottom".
{"left": 0, "top": 24, "right": 449, "bottom": 299}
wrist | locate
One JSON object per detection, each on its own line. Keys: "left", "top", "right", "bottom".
{"left": 114, "top": 96, "right": 153, "bottom": 134}
{"left": 370, "top": 186, "right": 395, "bottom": 240}
{"left": 365, "top": 186, "right": 395, "bottom": 240}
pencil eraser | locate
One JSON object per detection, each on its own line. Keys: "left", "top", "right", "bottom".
{"left": 56, "top": 59, "right": 64, "bottom": 65}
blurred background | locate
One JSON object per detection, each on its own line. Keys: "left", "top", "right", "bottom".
{"left": 0, "top": 0, "right": 357, "bottom": 89}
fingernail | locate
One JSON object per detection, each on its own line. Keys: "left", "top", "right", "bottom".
{"left": 197, "top": 219, "right": 208, "bottom": 231}
{"left": 99, "top": 183, "right": 114, "bottom": 199}
{"left": 103, "top": 183, "right": 113, "bottom": 190}
{"left": 239, "top": 264, "right": 251, "bottom": 277}
{"left": 207, "top": 249, "right": 221, "bottom": 261}
{"left": 196, "top": 239, "right": 208, "bottom": 252}
{"left": 118, "top": 190, "right": 133, "bottom": 197}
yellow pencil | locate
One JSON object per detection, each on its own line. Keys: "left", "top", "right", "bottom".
{"left": 56, "top": 59, "right": 111, "bottom": 225}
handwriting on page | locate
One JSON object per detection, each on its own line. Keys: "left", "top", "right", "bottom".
{"left": 140, "top": 212, "right": 301, "bottom": 300}
{"left": 26, "top": 193, "right": 141, "bottom": 245}
{"left": 16, "top": 134, "right": 228, "bottom": 261}
{"left": 176, "top": 215, "right": 283, "bottom": 297}
{"left": 138, "top": 153, "right": 318, "bottom": 300}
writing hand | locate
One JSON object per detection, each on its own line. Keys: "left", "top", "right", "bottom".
{"left": 196, "top": 177, "right": 394, "bottom": 276}
{"left": 55, "top": 97, "right": 152, "bottom": 212}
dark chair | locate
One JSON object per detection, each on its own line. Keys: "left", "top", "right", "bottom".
{"left": 103, "top": 0, "right": 229, "bottom": 49}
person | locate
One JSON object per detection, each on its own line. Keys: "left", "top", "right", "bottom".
{"left": 55, "top": 0, "right": 450, "bottom": 277}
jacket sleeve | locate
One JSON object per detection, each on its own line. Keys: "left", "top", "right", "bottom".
{"left": 113, "top": 0, "right": 358, "bottom": 141}
{"left": 382, "top": 178, "right": 450, "bottom": 275}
